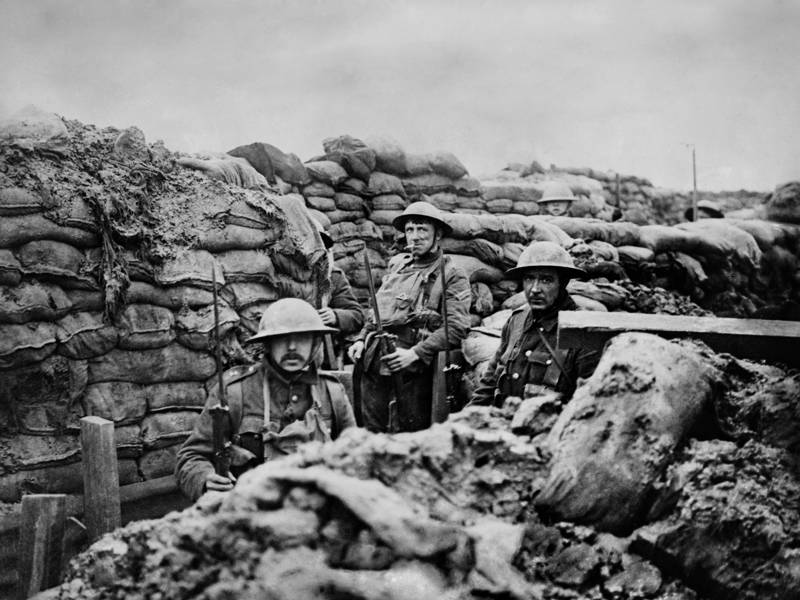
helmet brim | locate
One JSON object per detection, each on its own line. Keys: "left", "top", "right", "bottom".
{"left": 505, "top": 264, "right": 586, "bottom": 280}
{"left": 392, "top": 214, "right": 452, "bottom": 236}
{"left": 245, "top": 325, "right": 339, "bottom": 345}
{"left": 536, "top": 197, "right": 575, "bottom": 204}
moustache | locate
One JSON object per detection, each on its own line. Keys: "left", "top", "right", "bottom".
{"left": 279, "top": 352, "right": 306, "bottom": 364}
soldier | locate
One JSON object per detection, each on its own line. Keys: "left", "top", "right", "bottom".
{"left": 175, "top": 298, "right": 356, "bottom": 501}
{"left": 684, "top": 199, "right": 724, "bottom": 221}
{"left": 315, "top": 224, "right": 365, "bottom": 365}
{"left": 537, "top": 181, "right": 576, "bottom": 216}
{"left": 347, "top": 201, "right": 471, "bottom": 433}
{"left": 469, "top": 241, "right": 600, "bottom": 406}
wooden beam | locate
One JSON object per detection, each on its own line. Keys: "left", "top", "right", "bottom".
{"left": 557, "top": 311, "right": 800, "bottom": 366}
{"left": 18, "top": 494, "right": 66, "bottom": 600}
{"left": 80, "top": 417, "right": 121, "bottom": 542}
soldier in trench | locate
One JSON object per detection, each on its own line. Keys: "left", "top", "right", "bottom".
{"left": 469, "top": 241, "right": 600, "bottom": 406}
{"left": 347, "top": 201, "right": 471, "bottom": 433}
{"left": 175, "top": 298, "right": 357, "bottom": 500}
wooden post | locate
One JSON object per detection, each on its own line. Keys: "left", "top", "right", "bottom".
{"left": 18, "top": 494, "right": 66, "bottom": 600}
{"left": 80, "top": 416, "right": 120, "bottom": 542}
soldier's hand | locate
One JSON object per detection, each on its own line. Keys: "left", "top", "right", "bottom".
{"left": 318, "top": 307, "right": 337, "bottom": 326}
{"left": 348, "top": 340, "right": 365, "bottom": 362}
{"left": 205, "top": 472, "right": 235, "bottom": 493}
{"left": 381, "top": 347, "right": 419, "bottom": 372}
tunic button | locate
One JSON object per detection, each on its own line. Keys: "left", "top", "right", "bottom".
{"left": 546, "top": 359, "right": 552, "bottom": 365}
{"left": 291, "top": 394, "right": 299, "bottom": 402}
{"left": 525, "top": 350, "right": 532, "bottom": 357}
{"left": 511, "top": 373, "right": 520, "bottom": 380}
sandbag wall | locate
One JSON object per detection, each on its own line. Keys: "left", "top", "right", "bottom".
{"left": 0, "top": 116, "right": 327, "bottom": 505}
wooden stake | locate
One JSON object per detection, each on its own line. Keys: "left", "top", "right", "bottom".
{"left": 80, "top": 416, "right": 121, "bottom": 542}
{"left": 18, "top": 494, "right": 66, "bottom": 600}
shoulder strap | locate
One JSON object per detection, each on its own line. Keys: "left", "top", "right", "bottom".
{"left": 320, "top": 375, "right": 348, "bottom": 437}
{"left": 423, "top": 254, "right": 450, "bottom": 311}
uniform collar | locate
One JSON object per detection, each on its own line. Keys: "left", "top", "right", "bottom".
{"left": 262, "top": 360, "right": 319, "bottom": 386}
{"left": 525, "top": 292, "right": 577, "bottom": 332}
{"left": 411, "top": 245, "right": 442, "bottom": 267}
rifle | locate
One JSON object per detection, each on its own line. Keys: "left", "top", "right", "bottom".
{"left": 210, "top": 268, "right": 232, "bottom": 477}
{"left": 363, "top": 248, "right": 404, "bottom": 433}
{"left": 439, "top": 252, "right": 462, "bottom": 412}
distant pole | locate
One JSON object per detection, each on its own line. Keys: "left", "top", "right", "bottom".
{"left": 691, "top": 146, "right": 698, "bottom": 221}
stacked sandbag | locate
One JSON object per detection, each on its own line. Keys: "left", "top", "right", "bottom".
{"left": 0, "top": 112, "right": 329, "bottom": 502}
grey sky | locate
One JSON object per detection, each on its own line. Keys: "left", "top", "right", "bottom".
{"left": 2, "top": 0, "right": 798, "bottom": 191}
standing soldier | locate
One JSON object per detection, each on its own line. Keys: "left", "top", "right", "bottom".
{"left": 314, "top": 223, "right": 365, "bottom": 365}
{"left": 469, "top": 241, "right": 600, "bottom": 407}
{"left": 347, "top": 201, "right": 471, "bottom": 433}
{"left": 175, "top": 298, "right": 356, "bottom": 501}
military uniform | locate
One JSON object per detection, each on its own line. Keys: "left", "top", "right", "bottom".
{"left": 328, "top": 266, "right": 364, "bottom": 336}
{"left": 175, "top": 362, "right": 356, "bottom": 501}
{"left": 356, "top": 251, "right": 471, "bottom": 432}
{"left": 470, "top": 293, "right": 599, "bottom": 406}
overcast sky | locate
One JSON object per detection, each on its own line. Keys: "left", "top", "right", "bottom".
{"left": 1, "top": 0, "right": 798, "bottom": 191}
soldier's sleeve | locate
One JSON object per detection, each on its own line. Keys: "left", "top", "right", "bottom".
{"left": 329, "top": 268, "right": 365, "bottom": 336}
{"left": 174, "top": 391, "right": 218, "bottom": 502}
{"left": 411, "top": 263, "right": 471, "bottom": 364}
{"left": 468, "top": 316, "right": 512, "bottom": 406}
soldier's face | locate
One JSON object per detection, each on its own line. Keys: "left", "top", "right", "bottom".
{"left": 404, "top": 220, "right": 440, "bottom": 257}
{"left": 268, "top": 333, "right": 316, "bottom": 372}
{"left": 544, "top": 201, "right": 570, "bottom": 216}
{"left": 522, "top": 267, "right": 561, "bottom": 312}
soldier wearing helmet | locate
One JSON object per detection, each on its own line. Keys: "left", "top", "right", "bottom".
{"left": 175, "top": 298, "right": 356, "bottom": 500}
{"left": 537, "top": 181, "right": 576, "bottom": 217}
{"left": 348, "top": 201, "right": 471, "bottom": 432}
{"left": 469, "top": 241, "right": 600, "bottom": 406}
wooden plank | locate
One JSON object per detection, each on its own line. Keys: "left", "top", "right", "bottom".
{"left": 80, "top": 417, "right": 121, "bottom": 542}
{"left": 557, "top": 311, "right": 800, "bottom": 366}
{"left": 18, "top": 494, "right": 66, "bottom": 600}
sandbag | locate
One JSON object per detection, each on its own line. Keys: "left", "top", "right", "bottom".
{"left": 570, "top": 295, "right": 608, "bottom": 311}
{"left": 116, "top": 304, "right": 176, "bottom": 350}
{"left": 470, "top": 282, "right": 495, "bottom": 317}
{"left": 456, "top": 197, "right": 486, "bottom": 211}
{"left": 367, "top": 172, "right": 406, "bottom": 197}
{"left": 524, "top": 217, "right": 574, "bottom": 246}
{"left": 302, "top": 182, "right": 336, "bottom": 198}
{"left": 0, "top": 321, "right": 58, "bottom": 368}
{"left": 536, "top": 334, "right": 716, "bottom": 535}
{"left": 177, "top": 155, "right": 268, "bottom": 189}
{"left": 0, "top": 187, "right": 47, "bottom": 216}
{"left": 447, "top": 255, "right": 504, "bottom": 284}
{"left": 427, "top": 151, "right": 468, "bottom": 179}
{"left": 154, "top": 250, "right": 224, "bottom": 290}
{"left": 87, "top": 344, "right": 216, "bottom": 384}
{"left": 55, "top": 311, "right": 118, "bottom": 359}
{"left": 587, "top": 240, "right": 619, "bottom": 262}
{"left": 329, "top": 220, "right": 383, "bottom": 242}
{"left": 461, "top": 327, "right": 501, "bottom": 367}
{"left": 674, "top": 220, "right": 762, "bottom": 268}
{"left": 424, "top": 192, "right": 458, "bottom": 211}
{"left": 0, "top": 106, "right": 70, "bottom": 155}
{"left": 566, "top": 280, "right": 629, "bottom": 310}
{"left": 340, "top": 177, "right": 367, "bottom": 195}
{"left": 227, "top": 142, "right": 311, "bottom": 186}
{"left": 0, "top": 355, "right": 86, "bottom": 434}
{"left": 0, "top": 213, "right": 99, "bottom": 248}
{"left": 17, "top": 239, "right": 96, "bottom": 289}
{"left": 725, "top": 218, "right": 787, "bottom": 251}
{"left": 481, "top": 180, "right": 542, "bottom": 203}
{"left": 765, "top": 181, "right": 800, "bottom": 224}
{"left": 401, "top": 173, "right": 456, "bottom": 196}
{"left": 220, "top": 281, "right": 279, "bottom": 309}
{"left": 0, "top": 249, "right": 22, "bottom": 286}
{"left": 126, "top": 282, "right": 213, "bottom": 310}
{"left": 83, "top": 381, "right": 206, "bottom": 422}
{"left": 325, "top": 209, "right": 364, "bottom": 224}
{"left": 454, "top": 176, "right": 482, "bottom": 197}
{"left": 369, "top": 194, "right": 404, "bottom": 212}
{"left": 502, "top": 243, "right": 524, "bottom": 269}
{"left": 501, "top": 291, "right": 526, "bottom": 310}
{"left": 616, "top": 245, "right": 655, "bottom": 264}
{"left": 547, "top": 217, "right": 641, "bottom": 247}
{"left": 270, "top": 252, "right": 315, "bottom": 282}
{"left": 215, "top": 249, "right": 275, "bottom": 282}
{"left": 175, "top": 300, "right": 239, "bottom": 350}
{"left": 305, "top": 195, "right": 336, "bottom": 212}
{"left": 334, "top": 192, "right": 366, "bottom": 212}
{"left": 0, "top": 281, "right": 72, "bottom": 324}
{"left": 441, "top": 238, "right": 505, "bottom": 268}
{"left": 486, "top": 199, "right": 513, "bottom": 214}
{"left": 141, "top": 411, "right": 199, "bottom": 449}
{"left": 140, "top": 445, "right": 181, "bottom": 480}
{"left": 322, "top": 135, "right": 377, "bottom": 182}
{"left": 223, "top": 199, "right": 278, "bottom": 230}
{"left": 196, "top": 223, "right": 281, "bottom": 252}
{"left": 305, "top": 161, "right": 348, "bottom": 186}
{"left": 369, "top": 209, "right": 403, "bottom": 227}
{"left": 365, "top": 135, "right": 407, "bottom": 174}
{"left": 49, "top": 195, "right": 97, "bottom": 232}
{"left": 512, "top": 201, "right": 540, "bottom": 216}
{"left": 480, "top": 309, "right": 512, "bottom": 331}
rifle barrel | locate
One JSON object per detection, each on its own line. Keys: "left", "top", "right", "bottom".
{"left": 211, "top": 268, "right": 227, "bottom": 408}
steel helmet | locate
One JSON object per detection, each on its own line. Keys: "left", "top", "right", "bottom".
{"left": 246, "top": 298, "right": 337, "bottom": 344}
{"left": 505, "top": 241, "right": 586, "bottom": 280}
{"left": 392, "top": 201, "right": 452, "bottom": 236}
{"left": 537, "top": 181, "right": 577, "bottom": 204}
